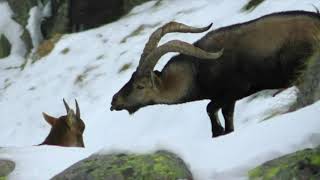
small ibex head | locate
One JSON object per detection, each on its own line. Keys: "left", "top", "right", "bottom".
{"left": 111, "top": 22, "right": 222, "bottom": 114}
{"left": 40, "top": 99, "right": 85, "bottom": 147}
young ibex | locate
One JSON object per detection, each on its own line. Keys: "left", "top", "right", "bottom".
{"left": 40, "top": 99, "right": 85, "bottom": 147}
{"left": 111, "top": 11, "right": 320, "bottom": 137}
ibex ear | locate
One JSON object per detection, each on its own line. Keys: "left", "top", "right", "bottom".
{"left": 150, "top": 71, "right": 162, "bottom": 90}
{"left": 42, "top": 112, "right": 57, "bottom": 126}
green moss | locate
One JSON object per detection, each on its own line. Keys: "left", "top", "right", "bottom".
{"left": 249, "top": 167, "right": 261, "bottom": 178}
{"left": 0, "top": 176, "right": 6, "bottom": 180}
{"left": 249, "top": 146, "right": 320, "bottom": 180}
{"left": 311, "top": 154, "right": 320, "bottom": 166}
{"left": 52, "top": 151, "right": 192, "bottom": 179}
{"left": 242, "top": 0, "right": 265, "bottom": 12}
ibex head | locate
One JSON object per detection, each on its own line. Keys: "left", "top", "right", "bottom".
{"left": 111, "top": 22, "right": 223, "bottom": 114}
{"left": 41, "top": 99, "right": 85, "bottom": 147}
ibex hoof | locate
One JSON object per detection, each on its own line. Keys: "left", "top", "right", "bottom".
{"left": 212, "top": 126, "right": 225, "bottom": 138}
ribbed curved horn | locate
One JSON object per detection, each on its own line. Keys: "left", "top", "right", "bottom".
{"left": 63, "top": 98, "right": 70, "bottom": 113}
{"left": 75, "top": 99, "right": 80, "bottom": 118}
{"left": 138, "top": 40, "right": 223, "bottom": 74}
{"left": 138, "top": 22, "right": 213, "bottom": 68}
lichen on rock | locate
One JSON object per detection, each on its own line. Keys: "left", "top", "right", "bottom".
{"left": 0, "top": 159, "right": 15, "bottom": 178}
{"left": 52, "top": 150, "right": 193, "bottom": 180}
{"left": 249, "top": 146, "right": 320, "bottom": 180}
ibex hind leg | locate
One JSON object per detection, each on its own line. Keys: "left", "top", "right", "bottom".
{"left": 206, "top": 101, "right": 224, "bottom": 137}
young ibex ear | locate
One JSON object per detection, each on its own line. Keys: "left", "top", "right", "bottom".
{"left": 42, "top": 112, "right": 57, "bottom": 126}
{"left": 150, "top": 71, "right": 162, "bottom": 90}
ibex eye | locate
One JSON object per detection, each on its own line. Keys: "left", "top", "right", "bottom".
{"left": 137, "top": 85, "right": 144, "bottom": 89}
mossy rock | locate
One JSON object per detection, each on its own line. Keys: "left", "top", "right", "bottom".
{"left": 249, "top": 146, "right": 320, "bottom": 180}
{"left": 0, "top": 159, "right": 15, "bottom": 177}
{"left": 7, "top": 0, "right": 38, "bottom": 27}
{"left": 6, "top": 0, "right": 41, "bottom": 53}
{"left": 0, "top": 34, "right": 11, "bottom": 59}
{"left": 52, "top": 150, "right": 193, "bottom": 180}
{"left": 290, "top": 50, "right": 320, "bottom": 111}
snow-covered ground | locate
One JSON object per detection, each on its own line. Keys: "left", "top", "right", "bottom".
{"left": 0, "top": 0, "right": 320, "bottom": 179}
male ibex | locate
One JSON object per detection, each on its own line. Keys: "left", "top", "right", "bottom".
{"left": 40, "top": 99, "right": 85, "bottom": 147}
{"left": 111, "top": 11, "right": 320, "bottom": 137}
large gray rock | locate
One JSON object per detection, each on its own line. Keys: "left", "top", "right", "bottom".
{"left": 52, "top": 150, "right": 193, "bottom": 180}
{"left": 0, "top": 159, "right": 15, "bottom": 178}
{"left": 249, "top": 146, "right": 320, "bottom": 180}
{"left": 0, "top": 34, "right": 11, "bottom": 59}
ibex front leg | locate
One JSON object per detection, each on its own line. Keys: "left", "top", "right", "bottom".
{"left": 222, "top": 101, "right": 235, "bottom": 134}
{"left": 206, "top": 101, "right": 224, "bottom": 137}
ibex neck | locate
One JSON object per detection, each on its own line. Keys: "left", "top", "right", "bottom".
{"left": 156, "top": 61, "right": 200, "bottom": 104}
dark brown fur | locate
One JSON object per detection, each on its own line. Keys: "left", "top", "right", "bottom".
{"left": 111, "top": 11, "right": 320, "bottom": 137}
{"left": 40, "top": 100, "right": 85, "bottom": 147}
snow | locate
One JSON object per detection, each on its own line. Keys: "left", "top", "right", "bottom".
{"left": 0, "top": 0, "right": 320, "bottom": 179}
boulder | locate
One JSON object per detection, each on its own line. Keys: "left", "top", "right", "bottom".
{"left": 0, "top": 159, "right": 15, "bottom": 178}
{"left": 52, "top": 150, "right": 193, "bottom": 180}
{"left": 291, "top": 50, "right": 320, "bottom": 111}
{"left": 249, "top": 146, "right": 320, "bottom": 180}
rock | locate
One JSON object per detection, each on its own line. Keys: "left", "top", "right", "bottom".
{"left": 68, "top": 0, "right": 152, "bottom": 32}
{"left": 0, "top": 159, "right": 15, "bottom": 177}
{"left": 6, "top": 0, "right": 39, "bottom": 53}
{"left": 249, "top": 146, "right": 320, "bottom": 180}
{"left": 291, "top": 50, "right": 320, "bottom": 111}
{"left": 0, "top": 34, "right": 11, "bottom": 59}
{"left": 6, "top": 0, "right": 38, "bottom": 27}
{"left": 52, "top": 150, "right": 193, "bottom": 180}
{"left": 41, "top": 0, "right": 70, "bottom": 39}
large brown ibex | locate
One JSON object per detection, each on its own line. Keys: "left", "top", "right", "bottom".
{"left": 111, "top": 11, "right": 320, "bottom": 137}
{"left": 40, "top": 99, "right": 85, "bottom": 147}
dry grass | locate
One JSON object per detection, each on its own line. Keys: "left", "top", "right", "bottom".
{"left": 118, "top": 63, "right": 133, "bottom": 73}
{"left": 36, "top": 34, "right": 62, "bottom": 58}
{"left": 242, "top": 0, "right": 265, "bottom": 12}
{"left": 61, "top": 47, "right": 70, "bottom": 54}
{"left": 120, "top": 23, "right": 161, "bottom": 43}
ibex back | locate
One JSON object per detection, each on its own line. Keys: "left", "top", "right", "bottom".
{"left": 111, "top": 11, "right": 320, "bottom": 137}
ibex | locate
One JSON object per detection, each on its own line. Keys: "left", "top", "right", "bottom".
{"left": 111, "top": 11, "right": 320, "bottom": 137}
{"left": 40, "top": 99, "right": 85, "bottom": 147}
